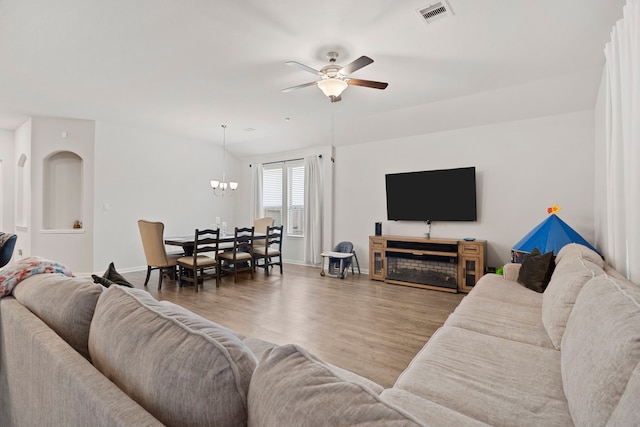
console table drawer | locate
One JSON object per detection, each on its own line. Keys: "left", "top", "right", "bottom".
{"left": 460, "top": 243, "right": 481, "bottom": 254}
{"left": 370, "top": 239, "right": 384, "bottom": 248}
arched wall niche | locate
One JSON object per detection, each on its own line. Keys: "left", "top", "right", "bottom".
{"left": 42, "top": 150, "right": 83, "bottom": 230}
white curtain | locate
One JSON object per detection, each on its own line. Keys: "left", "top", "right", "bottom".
{"left": 602, "top": 0, "right": 640, "bottom": 283}
{"left": 304, "top": 155, "right": 323, "bottom": 264}
{"left": 250, "top": 163, "right": 263, "bottom": 223}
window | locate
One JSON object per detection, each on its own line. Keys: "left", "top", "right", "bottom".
{"left": 262, "top": 161, "right": 305, "bottom": 236}
{"left": 262, "top": 167, "right": 283, "bottom": 226}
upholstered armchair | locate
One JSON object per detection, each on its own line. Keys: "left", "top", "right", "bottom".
{"left": 0, "top": 233, "right": 17, "bottom": 268}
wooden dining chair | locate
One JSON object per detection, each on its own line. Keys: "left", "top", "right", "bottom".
{"left": 252, "top": 225, "right": 283, "bottom": 276}
{"left": 137, "top": 219, "right": 182, "bottom": 290}
{"left": 217, "top": 226, "right": 254, "bottom": 284}
{"left": 176, "top": 229, "right": 220, "bottom": 291}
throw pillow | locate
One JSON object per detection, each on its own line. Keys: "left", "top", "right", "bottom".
{"left": 101, "top": 262, "right": 133, "bottom": 287}
{"left": 0, "top": 256, "right": 74, "bottom": 298}
{"left": 91, "top": 274, "right": 117, "bottom": 288}
{"left": 13, "top": 274, "right": 102, "bottom": 360}
{"left": 89, "top": 286, "right": 257, "bottom": 426}
{"left": 517, "top": 248, "right": 555, "bottom": 293}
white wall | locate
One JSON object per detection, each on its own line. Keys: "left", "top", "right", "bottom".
{"left": 93, "top": 121, "right": 237, "bottom": 272}
{"left": 30, "top": 117, "right": 95, "bottom": 273}
{"left": 0, "top": 129, "right": 15, "bottom": 234}
{"left": 14, "top": 120, "right": 31, "bottom": 259}
{"left": 334, "top": 110, "right": 596, "bottom": 270}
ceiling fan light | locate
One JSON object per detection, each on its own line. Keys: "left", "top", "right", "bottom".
{"left": 317, "top": 78, "right": 348, "bottom": 98}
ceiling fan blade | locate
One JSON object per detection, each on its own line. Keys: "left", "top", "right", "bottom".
{"left": 281, "top": 81, "right": 318, "bottom": 93}
{"left": 340, "top": 56, "right": 374, "bottom": 75}
{"left": 285, "top": 61, "right": 323, "bottom": 76}
{"left": 348, "top": 78, "right": 389, "bottom": 90}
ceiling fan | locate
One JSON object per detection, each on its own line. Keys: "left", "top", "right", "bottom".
{"left": 282, "top": 51, "right": 388, "bottom": 103}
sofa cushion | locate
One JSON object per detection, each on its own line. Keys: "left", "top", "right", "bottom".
{"left": 445, "top": 294, "right": 554, "bottom": 348}
{"left": 12, "top": 273, "right": 102, "bottom": 360}
{"left": 450, "top": 275, "right": 553, "bottom": 347}
{"left": 541, "top": 256, "right": 604, "bottom": 349}
{"left": 0, "top": 297, "right": 163, "bottom": 426}
{"left": 608, "top": 362, "right": 640, "bottom": 425}
{"left": 468, "top": 273, "right": 543, "bottom": 307}
{"left": 517, "top": 248, "right": 555, "bottom": 293}
{"left": 393, "top": 326, "right": 571, "bottom": 427}
{"left": 89, "top": 286, "right": 257, "bottom": 427}
{"left": 248, "top": 344, "right": 423, "bottom": 426}
{"left": 552, "top": 252, "right": 603, "bottom": 276}
{"left": 561, "top": 274, "right": 640, "bottom": 426}
{"left": 554, "top": 243, "right": 603, "bottom": 267}
{"left": 380, "top": 389, "right": 491, "bottom": 427}
{"left": 502, "top": 263, "right": 521, "bottom": 282}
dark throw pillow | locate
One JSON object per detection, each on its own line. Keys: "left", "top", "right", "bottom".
{"left": 99, "top": 262, "right": 134, "bottom": 288}
{"left": 92, "top": 274, "right": 117, "bottom": 288}
{"left": 517, "top": 248, "right": 555, "bottom": 293}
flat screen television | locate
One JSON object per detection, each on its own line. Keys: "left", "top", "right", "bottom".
{"left": 385, "top": 166, "right": 477, "bottom": 221}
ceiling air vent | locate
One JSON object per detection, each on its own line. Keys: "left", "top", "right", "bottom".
{"left": 417, "top": 1, "right": 453, "bottom": 24}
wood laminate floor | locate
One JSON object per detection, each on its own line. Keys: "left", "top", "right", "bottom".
{"left": 123, "top": 263, "right": 465, "bottom": 388}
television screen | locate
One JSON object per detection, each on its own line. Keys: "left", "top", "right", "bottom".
{"left": 385, "top": 167, "right": 477, "bottom": 221}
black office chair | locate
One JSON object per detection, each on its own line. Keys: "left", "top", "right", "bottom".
{"left": 0, "top": 233, "right": 17, "bottom": 268}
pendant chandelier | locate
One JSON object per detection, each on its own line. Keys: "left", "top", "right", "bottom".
{"left": 210, "top": 124, "right": 238, "bottom": 197}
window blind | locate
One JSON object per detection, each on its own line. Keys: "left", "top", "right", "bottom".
{"left": 262, "top": 166, "right": 283, "bottom": 226}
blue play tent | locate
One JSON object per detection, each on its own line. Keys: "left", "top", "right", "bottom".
{"left": 511, "top": 214, "right": 599, "bottom": 262}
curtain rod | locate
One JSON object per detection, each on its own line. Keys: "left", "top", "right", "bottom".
{"left": 251, "top": 155, "right": 322, "bottom": 167}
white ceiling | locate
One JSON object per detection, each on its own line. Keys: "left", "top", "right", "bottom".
{"left": 0, "top": 0, "right": 624, "bottom": 157}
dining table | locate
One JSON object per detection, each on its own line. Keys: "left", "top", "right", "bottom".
{"left": 165, "top": 232, "right": 266, "bottom": 256}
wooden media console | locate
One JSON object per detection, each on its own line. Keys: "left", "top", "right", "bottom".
{"left": 369, "top": 235, "right": 487, "bottom": 293}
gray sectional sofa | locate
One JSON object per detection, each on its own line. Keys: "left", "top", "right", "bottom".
{"left": 0, "top": 243, "right": 638, "bottom": 426}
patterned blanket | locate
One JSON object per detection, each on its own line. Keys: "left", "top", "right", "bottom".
{"left": 0, "top": 256, "right": 73, "bottom": 298}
